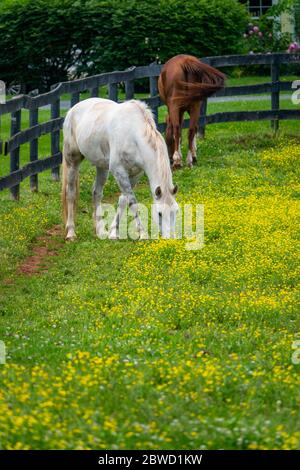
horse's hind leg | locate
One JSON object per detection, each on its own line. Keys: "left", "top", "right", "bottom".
{"left": 62, "top": 144, "right": 82, "bottom": 241}
{"left": 65, "top": 163, "right": 80, "bottom": 241}
{"left": 165, "top": 115, "right": 174, "bottom": 162}
{"left": 187, "top": 103, "right": 200, "bottom": 168}
{"left": 93, "top": 167, "right": 109, "bottom": 238}
{"left": 169, "top": 105, "right": 183, "bottom": 170}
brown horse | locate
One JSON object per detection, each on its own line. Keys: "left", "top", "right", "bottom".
{"left": 158, "top": 54, "right": 226, "bottom": 168}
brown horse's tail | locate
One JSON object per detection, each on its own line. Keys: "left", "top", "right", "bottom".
{"left": 174, "top": 58, "right": 226, "bottom": 106}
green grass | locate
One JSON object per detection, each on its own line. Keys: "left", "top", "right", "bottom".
{"left": 0, "top": 97, "right": 299, "bottom": 450}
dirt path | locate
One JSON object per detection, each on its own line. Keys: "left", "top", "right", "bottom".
{"left": 16, "top": 225, "right": 64, "bottom": 278}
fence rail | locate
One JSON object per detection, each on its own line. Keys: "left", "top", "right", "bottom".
{"left": 0, "top": 52, "right": 299, "bottom": 199}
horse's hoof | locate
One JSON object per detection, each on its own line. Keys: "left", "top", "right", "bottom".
{"left": 186, "top": 151, "right": 195, "bottom": 168}
{"left": 172, "top": 162, "right": 183, "bottom": 170}
{"left": 66, "top": 235, "right": 76, "bottom": 242}
{"left": 96, "top": 231, "right": 108, "bottom": 240}
{"left": 192, "top": 157, "right": 197, "bottom": 164}
{"left": 139, "top": 231, "right": 149, "bottom": 240}
{"left": 172, "top": 151, "right": 182, "bottom": 170}
{"left": 108, "top": 232, "right": 119, "bottom": 240}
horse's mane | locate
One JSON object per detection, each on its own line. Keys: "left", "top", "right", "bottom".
{"left": 133, "top": 100, "right": 173, "bottom": 190}
{"left": 172, "top": 56, "right": 226, "bottom": 106}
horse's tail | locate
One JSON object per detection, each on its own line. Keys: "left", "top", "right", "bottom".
{"left": 174, "top": 58, "right": 226, "bottom": 106}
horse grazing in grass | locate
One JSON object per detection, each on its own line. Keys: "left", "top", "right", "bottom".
{"left": 158, "top": 54, "right": 226, "bottom": 168}
{"left": 62, "top": 98, "right": 178, "bottom": 241}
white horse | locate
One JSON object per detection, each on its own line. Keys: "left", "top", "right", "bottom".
{"left": 62, "top": 98, "right": 178, "bottom": 240}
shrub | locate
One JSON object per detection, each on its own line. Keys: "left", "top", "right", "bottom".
{"left": 295, "top": 0, "right": 300, "bottom": 40}
{"left": 86, "top": 0, "right": 249, "bottom": 75}
{"left": 242, "top": 22, "right": 291, "bottom": 54}
{"left": 0, "top": 0, "right": 249, "bottom": 92}
{"left": 0, "top": 0, "right": 97, "bottom": 92}
{"left": 241, "top": 0, "right": 297, "bottom": 54}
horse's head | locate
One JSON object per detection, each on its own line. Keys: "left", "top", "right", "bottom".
{"left": 153, "top": 184, "right": 179, "bottom": 238}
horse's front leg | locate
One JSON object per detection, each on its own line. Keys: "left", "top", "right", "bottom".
{"left": 109, "top": 194, "right": 128, "bottom": 240}
{"left": 93, "top": 167, "right": 109, "bottom": 238}
{"left": 110, "top": 167, "right": 147, "bottom": 240}
{"left": 128, "top": 194, "right": 148, "bottom": 240}
{"left": 128, "top": 174, "right": 147, "bottom": 239}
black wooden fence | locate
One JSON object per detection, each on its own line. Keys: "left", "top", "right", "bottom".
{"left": 0, "top": 52, "right": 299, "bottom": 200}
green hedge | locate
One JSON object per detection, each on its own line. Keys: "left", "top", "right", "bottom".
{"left": 0, "top": 0, "right": 249, "bottom": 92}
{"left": 295, "top": 0, "right": 300, "bottom": 39}
{"left": 0, "top": 0, "right": 94, "bottom": 92}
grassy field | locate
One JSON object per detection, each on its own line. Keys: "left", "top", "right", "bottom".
{"left": 0, "top": 95, "right": 299, "bottom": 449}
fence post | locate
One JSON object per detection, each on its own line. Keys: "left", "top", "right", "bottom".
{"left": 71, "top": 92, "right": 80, "bottom": 108}
{"left": 10, "top": 109, "right": 21, "bottom": 200}
{"left": 124, "top": 66, "right": 135, "bottom": 101}
{"left": 149, "top": 63, "right": 159, "bottom": 126}
{"left": 198, "top": 58, "right": 211, "bottom": 138}
{"left": 125, "top": 80, "right": 135, "bottom": 100}
{"left": 271, "top": 57, "right": 280, "bottom": 132}
{"left": 91, "top": 87, "right": 99, "bottom": 98}
{"left": 51, "top": 98, "right": 60, "bottom": 181}
{"left": 29, "top": 108, "right": 39, "bottom": 192}
{"left": 109, "top": 83, "right": 118, "bottom": 102}
{"left": 199, "top": 99, "right": 207, "bottom": 138}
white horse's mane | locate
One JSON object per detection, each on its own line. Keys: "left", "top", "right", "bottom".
{"left": 131, "top": 100, "right": 173, "bottom": 190}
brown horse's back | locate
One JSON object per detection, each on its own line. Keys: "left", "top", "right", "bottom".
{"left": 158, "top": 54, "right": 225, "bottom": 108}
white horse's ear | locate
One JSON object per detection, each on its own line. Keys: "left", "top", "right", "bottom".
{"left": 172, "top": 184, "right": 178, "bottom": 195}
{"left": 155, "top": 186, "right": 162, "bottom": 199}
